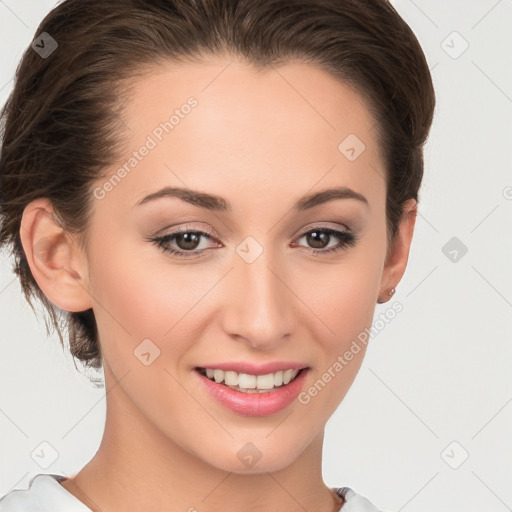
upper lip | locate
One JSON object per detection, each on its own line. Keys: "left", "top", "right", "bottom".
{"left": 195, "top": 361, "right": 309, "bottom": 376}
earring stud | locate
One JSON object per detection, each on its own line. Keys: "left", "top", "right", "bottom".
{"left": 377, "top": 287, "right": 396, "bottom": 303}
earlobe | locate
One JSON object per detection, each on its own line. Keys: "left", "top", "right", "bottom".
{"left": 377, "top": 198, "right": 418, "bottom": 303}
{"left": 19, "top": 198, "right": 93, "bottom": 313}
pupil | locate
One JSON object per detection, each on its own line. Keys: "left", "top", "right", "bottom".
{"left": 308, "top": 231, "right": 329, "bottom": 249}
{"left": 177, "top": 232, "right": 200, "bottom": 250}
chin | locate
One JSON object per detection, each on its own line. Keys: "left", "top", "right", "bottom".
{"left": 198, "top": 440, "right": 302, "bottom": 475}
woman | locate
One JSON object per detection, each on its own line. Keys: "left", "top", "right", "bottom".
{"left": 0, "top": 0, "right": 435, "bottom": 510}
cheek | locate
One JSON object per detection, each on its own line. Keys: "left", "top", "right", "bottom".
{"left": 294, "top": 251, "right": 384, "bottom": 414}
{"left": 297, "top": 233, "right": 386, "bottom": 349}
{"left": 86, "top": 234, "right": 216, "bottom": 359}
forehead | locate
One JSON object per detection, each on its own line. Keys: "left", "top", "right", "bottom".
{"left": 98, "top": 57, "right": 385, "bottom": 215}
{"left": 122, "top": 56, "right": 378, "bottom": 146}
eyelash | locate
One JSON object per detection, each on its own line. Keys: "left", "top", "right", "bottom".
{"left": 149, "top": 225, "right": 357, "bottom": 259}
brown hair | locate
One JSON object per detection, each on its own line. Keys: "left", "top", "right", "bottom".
{"left": 0, "top": 0, "right": 435, "bottom": 376}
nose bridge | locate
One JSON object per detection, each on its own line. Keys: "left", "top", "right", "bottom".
{"left": 223, "top": 244, "right": 294, "bottom": 348}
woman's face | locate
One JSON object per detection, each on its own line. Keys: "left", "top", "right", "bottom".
{"left": 34, "top": 57, "right": 415, "bottom": 473}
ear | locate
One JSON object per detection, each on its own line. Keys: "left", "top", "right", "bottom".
{"left": 19, "top": 198, "right": 93, "bottom": 312}
{"left": 378, "top": 198, "right": 418, "bottom": 303}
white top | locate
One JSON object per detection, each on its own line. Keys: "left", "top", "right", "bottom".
{"left": 0, "top": 474, "right": 387, "bottom": 511}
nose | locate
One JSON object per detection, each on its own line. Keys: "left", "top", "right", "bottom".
{"left": 221, "top": 249, "right": 295, "bottom": 351}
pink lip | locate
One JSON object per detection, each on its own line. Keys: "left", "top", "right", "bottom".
{"left": 194, "top": 361, "right": 308, "bottom": 376}
{"left": 194, "top": 367, "right": 310, "bottom": 417}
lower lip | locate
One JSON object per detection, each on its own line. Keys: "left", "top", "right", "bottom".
{"left": 194, "top": 368, "right": 310, "bottom": 416}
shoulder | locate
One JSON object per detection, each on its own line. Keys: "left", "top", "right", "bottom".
{"left": 335, "top": 486, "right": 389, "bottom": 512}
{"left": 0, "top": 474, "right": 91, "bottom": 512}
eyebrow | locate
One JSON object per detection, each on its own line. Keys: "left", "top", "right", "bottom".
{"left": 134, "top": 185, "right": 368, "bottom": 212}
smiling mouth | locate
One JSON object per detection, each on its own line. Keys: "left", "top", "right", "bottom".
{"left": 195, "top": 367, "right": 307, "bottom": 393}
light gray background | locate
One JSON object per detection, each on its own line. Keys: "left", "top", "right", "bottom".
{"left": 1, "top": 1, "right": 511, "bottom": 511}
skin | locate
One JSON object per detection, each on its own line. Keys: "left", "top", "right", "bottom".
{"left": 20, "top": 56, "right": 416, "bottom": 512}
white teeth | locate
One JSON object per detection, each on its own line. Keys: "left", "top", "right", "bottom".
{"left": 283, "top": 369, "right": 295, "bottom": 385}
{"left": 256, "top": 373, "right": 275, "bottom": 390}
{"left": 238, "top": 373, "right": 257, "bottom": 389}
{"left": 224, "top": 370, "right": 238, "bottom": 386}
{"left": 200, "top": 368, "right": 301, "bottom": 390}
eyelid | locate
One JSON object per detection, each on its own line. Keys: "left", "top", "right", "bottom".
{"left": 149, "top": 221, "right": 357, "bottom": 259}
{"left": 296, "top": 221, "right": 352, "bottom": 236}
{"left": 149, "top": 224, "right": 222, "bottom": 258}
{"left": 158, "top": 223, "right": 218, "bottom": 239}
{"left": 158, "top": 222, "right": 351, "bottom": 243}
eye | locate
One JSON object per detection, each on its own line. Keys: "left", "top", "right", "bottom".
{"left": 147, "top": 225, "right": 358, "bottom": 259}
{"left": 148, "top": 225, "right": 220, "bottom": 259}
{"left": 293, "top": 227, "right": 357, "bottom": 255}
